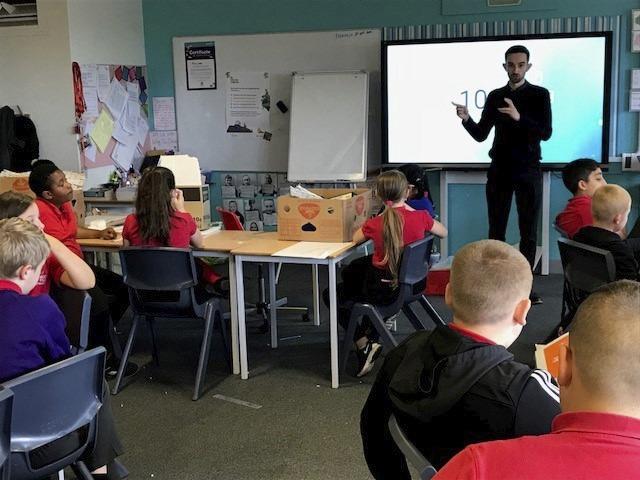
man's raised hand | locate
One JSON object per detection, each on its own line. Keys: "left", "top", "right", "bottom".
{"left": 452, "top": 102, "right": 470, "bottom": 122}
{"left": 497, "top": 98, "right": 520, "bottom": 121}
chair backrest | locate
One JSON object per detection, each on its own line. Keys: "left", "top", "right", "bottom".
{"left": 119, "top": 247, "right": 200, "bottom": 316}
{"left": 49, "top": 286, "right": 92, "bottom": 354}
{"left": 553, "top": 222, "right": 569, "bottom": 238}
{"left": 398, "top": 235, "right": 433, "bottom": 289}
{"left": 1, "top": 348, "right": 105, "bottom": 479}
{"left": 375, "top": 236, "right": 433, "bottom": 315}
{"left": 388, "top": 414, "right": 436, "bottom": 480}
{"left": 0, "top": 388, "right": 12, "bottom": 480}
{"left": 558, "top": 237, "right": 616, "bottom": 293}
{"left": 216, "top": 207, "right": 244, "bottom": 231}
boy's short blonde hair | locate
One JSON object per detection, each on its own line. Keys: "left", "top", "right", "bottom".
{"left": 591, "top": 184, "right": 631, "bottom": 223}
{"left": 0, "top": 218, "right": 49, "bottom": 279}
{"left": 449, "top": 240, "right": 532, "bottom": 324}
{"left": 570, "top": 280, "right": 640, "bottom": 404}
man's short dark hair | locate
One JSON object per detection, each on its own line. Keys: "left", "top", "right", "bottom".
{"left": 561, "top": 159, "right": 600, "bottom": 194}
{"left": 505, "top": 45, "right": 530, "bottom": 62}
{"left": 28, "top": 163, "right": 60, "bottom": 197}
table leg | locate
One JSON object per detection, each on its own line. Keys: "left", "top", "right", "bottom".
{"left": 329, "top": 259, "right": 339, "bottom": 389}
{"left": 269, "top": 262, "right": 277, "bottom": 349}
{"left": 228, "top": 255, "right": 240, "bottom": 375}
{"left": 312, "top": 264, "right": 320, "bottom": 326}
{"left": 235, "top": 256, "right": 249, "bottom": 380}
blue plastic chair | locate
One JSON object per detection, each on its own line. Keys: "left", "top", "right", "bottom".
{"left": 114, "top": 247, "right": 229, "bottom": 401}
{"left": 0, "top": 387, "right": 13, "bottom": 480}
{"left": 341, "top": 236, "right": 446, "bottom": 372}
{"left": 49, "top": 286, "right": 92, "bottom": 355}
{"left": 557, "top": 237, "right": 616, "bottom": 331}
{"left": 388, "top": 414, "right": 437, "bottom": 480}
{"left": 2, "top": 348, "right": 106, "bottom": 480}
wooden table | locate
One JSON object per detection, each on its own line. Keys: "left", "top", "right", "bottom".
{"left": 79, "top": 231, "right": 363, "bottom": 388}
{"left": 231, "top": 237, "right": 359, "bottom": 388}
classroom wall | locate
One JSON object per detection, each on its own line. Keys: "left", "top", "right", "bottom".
{"left": 67, "top": 0, "right": 146, "bottom": 66}
{"left": 67, "top": 0, "right": 146, "bottom": 188}
{"left": 0, "top": 0, "right": 77, "bottom": 171}
{"left": 141, "top": 0, "right": 640, "bottom": 264}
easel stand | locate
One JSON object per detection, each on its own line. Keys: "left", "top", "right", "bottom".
{"left": 439, "top": 170, "right": 551, "bottom": 275}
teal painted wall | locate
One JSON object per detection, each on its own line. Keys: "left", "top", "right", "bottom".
{"left": 142, "top": 0, "right": 640, "bottom": 261}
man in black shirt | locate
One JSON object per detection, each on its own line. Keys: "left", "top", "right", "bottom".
{"left": 454, "top": 45, "right": 552, "bottom": 303}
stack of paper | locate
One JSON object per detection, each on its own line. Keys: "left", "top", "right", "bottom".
{"left": 289, "top": 184, "right": 322, "bottom": 199}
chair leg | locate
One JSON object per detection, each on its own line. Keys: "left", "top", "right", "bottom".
{"left": 112, "top": 314, "right": 140, "bottom": 395}
{"left": 419, "top": 295, "right": 446, "bottom": 327}
{"left": 108, "top": 316, "right": 123, "bottom": 361}
{"left": 257, "top": 263, "right": 269, "bottom": 333}
{"left": 70, "top": 461, "right": 94, "bottom": 479}
{"left": 403, "top": 303, "right": 429, "bottom": 330}
{"left": 341, "top": 312, "right": 360, "bottom": 373}
{"left": 367, "top": 309, "right": 398, "bottom": 350}
{"left": 147, "top": 316, "right": 160, "bottom": 366}
{"left": 217, "top": 310, "right": 232, "bottom": 372}
{"left": 194, "top": 305, "right": 215, "bottom": 401}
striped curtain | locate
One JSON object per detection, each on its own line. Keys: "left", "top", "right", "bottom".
{"left": 382, "top": 16, "right": 620, "bottom": 40}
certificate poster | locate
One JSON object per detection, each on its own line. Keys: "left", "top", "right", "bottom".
{"left": 225, "top": 72, "right": 270, "bottom": 134}
{"left": 185, "top": 41, "right": 217, "bottom": 90}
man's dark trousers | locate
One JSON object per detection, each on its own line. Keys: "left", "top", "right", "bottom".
{"left": 486, "top": 168, "right": 542, "bottom": 270}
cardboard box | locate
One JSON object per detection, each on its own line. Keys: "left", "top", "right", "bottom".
{"left": 182, "top": 184, "right": 211, "bottom": 230}
{"left": 277, "top": 188, "right": 371, "bottom": 242}
{"left": 0, "top": 176, "right": 86, "bottom": 226}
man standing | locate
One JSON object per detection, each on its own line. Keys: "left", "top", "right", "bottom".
{"left": 454, "top": 45, "right": 552, "bottom": 303}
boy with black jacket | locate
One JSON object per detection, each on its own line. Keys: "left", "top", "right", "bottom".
{"left": 360, "top": 240, "right": 560, "bottom": 479}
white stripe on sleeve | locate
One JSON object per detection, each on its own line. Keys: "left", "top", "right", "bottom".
{"left": 530, "top": 370, "right": 560, "bottom": 403}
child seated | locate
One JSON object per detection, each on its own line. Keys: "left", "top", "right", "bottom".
{"left": 361, "top": 240, "right": 560, "bottom": 479}
{"left": 122, "top": 166, "right": 227, "bottom": 293}
{"left": 434, "top": 280, "right": 640, "bottom": 480}
{"left": 29, "top": 162, "right": 135, "bottom": 374}
{"left": 325, "top": 170, "right": 447, "bottom": 377}
{"left": 555, "top": 159, "right": 606, "bottom": 238}
{"left": 398, "top": 164, "right": 436, "bottom": 217}
{"left": 0, "top": 191, "right": 95, "bottom": 295}
{"left": 0, "top": 218, "right": 125, "bottom": 479}
{"left": 574, "top": 184, "right": 640, "bottom": 280}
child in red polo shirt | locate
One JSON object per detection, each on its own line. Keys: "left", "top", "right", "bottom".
{"left": 555, "top": 158, "right": 606, "bottom": 238}
{"left": 0, "top": 191, "right": 95, "bottom": 295}
{"left": 28, "top": 163, "right": 132, "bottom": 373}
{"left": 434, "top": 280, "right": 640, "bottom": 480}
{"left": 325, "top": 170, "right": 448, "bottom": 378}
{"left": 122, "top": 166, "right": 226, "bottom": 292}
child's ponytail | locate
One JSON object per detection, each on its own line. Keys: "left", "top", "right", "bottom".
{"left": 376, "top": 170, "right": 409, "bottom": 288}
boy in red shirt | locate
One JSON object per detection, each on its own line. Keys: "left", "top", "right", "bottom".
{"left": 434, "top": 280, "right": 640, "bottom": 480}
{"left": 555, "top": 158, "right": 606, "bottom": 238}
{"left": 29, "top": 163, "right": 133, "bottom": 373}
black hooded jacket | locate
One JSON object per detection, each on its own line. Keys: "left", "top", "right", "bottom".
{"left": 361, "top": 325, "right": 560, "bottom": 479}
